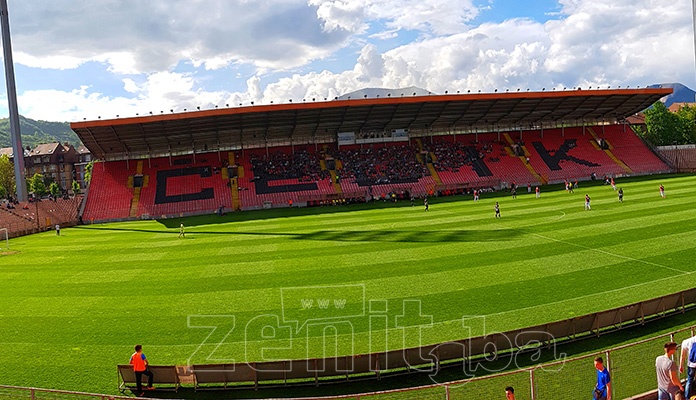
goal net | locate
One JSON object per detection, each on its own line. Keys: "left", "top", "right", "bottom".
{"left": 0, "top": 228, "right": 8, "bottom": 251}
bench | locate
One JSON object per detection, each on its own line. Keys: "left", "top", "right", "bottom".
{"left": 117, "top": 365, "right": 181, "bottom": 392}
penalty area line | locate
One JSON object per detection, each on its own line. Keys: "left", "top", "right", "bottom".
{"left": 530, "top": 232, "right": 686, "bottom": 274}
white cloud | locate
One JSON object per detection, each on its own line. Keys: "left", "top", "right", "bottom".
{"left": 6, "top": 0, "right": 695, "bottom": 123}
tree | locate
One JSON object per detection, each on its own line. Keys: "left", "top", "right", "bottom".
{"left": 0, "top": 154, "right": 14, "bottom": 198}
{"left": 674, "top": 104, "right": 696, "bottom": 144}
{"left": 29, "top": 173, "right": 47, "bottom": 197}
{"left": 48, "top": 181, "right": 60, "bottom": 197}
{"left": 642, "top": 101, "right": 696, "bottom": 145}
{"left": 71, "top": 179, "right": 80, "bottom": 196}
{"left": 84, "top": 160, "right": 94, "bottom": 184}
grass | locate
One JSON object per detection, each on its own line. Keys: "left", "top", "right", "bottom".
{"left": 0, "top": 173, "right": 694, "bottom": 397}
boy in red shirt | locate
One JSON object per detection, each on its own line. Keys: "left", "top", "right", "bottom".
{"left": 130, "top": 344, "right": 154, "bottom": 395}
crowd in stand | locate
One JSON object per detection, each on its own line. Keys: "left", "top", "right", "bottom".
{"left": 335, "top": 145, "right": 427, "bottom": 184}
{"left": 424, "top": 140, "right": 501, "bottom": 172}
{"left": 250, "top": 150, "right": 328, "bottom": 181}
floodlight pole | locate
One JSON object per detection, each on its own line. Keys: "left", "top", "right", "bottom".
{"left": 0, "top": 0, "right": 27, "bottom": 202}
{"left": 693, "top": 0, "right": 696, "bottom": 100}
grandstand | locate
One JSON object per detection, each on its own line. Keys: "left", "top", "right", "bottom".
{"left": 70, "top": 88, "right": 673, "bottom": 222}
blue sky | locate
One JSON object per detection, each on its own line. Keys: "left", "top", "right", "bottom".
{"left": 0, "top": 0, "right": 694, "bottom": 122}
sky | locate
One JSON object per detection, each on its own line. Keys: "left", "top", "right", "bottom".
{"left": 0, "top": 0, "right": 694, "bottom": 122}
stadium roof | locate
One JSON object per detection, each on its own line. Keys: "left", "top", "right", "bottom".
{"left": 71, "top": 87, "right": 672, "bottom": 160}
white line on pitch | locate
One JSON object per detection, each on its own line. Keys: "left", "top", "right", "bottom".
{"left": 530, "top": 232, "right": 686, "bottom": 274}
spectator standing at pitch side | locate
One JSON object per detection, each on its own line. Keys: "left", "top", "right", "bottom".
{"left": 679, "top": 334, "right": 696, "bottom": 399}
{"left": 593, "top": 356, "right": 612, "bottom": 400}
{"left": 130, "top": 344, "right": 155, "bottom": 396}
{"left": 656, "top": 342, "right": 684, "bottom": 400}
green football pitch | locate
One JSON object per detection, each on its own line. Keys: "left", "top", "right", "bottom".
{"left": 0, "top": 173, "right": 695, "bottom": 395}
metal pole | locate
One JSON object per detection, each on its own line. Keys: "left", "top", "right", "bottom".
{"left": 530, "top": 368, "right": 536, "bottom": 400}
{"left": 693, "top": 0, "right": 696, "bottom": 99}
{"left": 0, "top": 0, "right": 27, "bottom": 202}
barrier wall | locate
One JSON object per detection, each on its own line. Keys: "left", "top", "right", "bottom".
{"left": 186, "top": 288, "right": 696, "bottom": 391}
{"left": 657, "top": 145, "right": 696, "bottom": 172}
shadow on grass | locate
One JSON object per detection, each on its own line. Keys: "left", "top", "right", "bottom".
{"left": 73, "top": 226, "right": 523, "bottom": 243}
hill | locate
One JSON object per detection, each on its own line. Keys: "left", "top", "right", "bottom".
{"left": 649, "top": 82, "right": 696, "bottom": 107}
{"left": 0, "top": 116, "right": 80, "bottom": 149}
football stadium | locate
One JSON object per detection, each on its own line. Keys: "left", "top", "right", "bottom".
{"left": 2, "top": 84, "right": 696, "bottom": 400}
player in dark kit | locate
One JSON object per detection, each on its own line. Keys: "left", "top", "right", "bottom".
{"left": 494, "top": 202, "right": 500, "bottom": 218}
{"left": 618, "top": 188, "right": 623, "bottom": 203}
{"left": 424, "top": 197, "right": 429, "bottom": 211}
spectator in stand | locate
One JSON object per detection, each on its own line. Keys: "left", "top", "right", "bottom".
{"left": 656, "top": 342, "right": 684, "bottom": 400}
{"left": 680, "top": 334, "right": 696, "bottom": 399}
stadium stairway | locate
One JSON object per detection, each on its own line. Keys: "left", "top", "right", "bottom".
{"left": 587, "top": 127, "right": 634, "bottom": 174}
{"left": 226, "top": 153, "right": 241, "bottom": 211}
{"left": 600, "top": 125, "right": 670, "bottom": 174}
{"left": 502, "top": 133, "right": 546, "bottom": 184}
{"left": 128, "top": 161, "right": 145, "bottom": 217}
{"left": 329, "top": 170, "right": 343, "bottom": 194}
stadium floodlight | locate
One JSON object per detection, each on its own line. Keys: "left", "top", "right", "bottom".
{"left": 1, "top": 0, "right": 28, "bottom": 201}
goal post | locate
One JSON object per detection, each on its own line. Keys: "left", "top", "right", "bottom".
{"left": 0, "top": 228, "right": 8, "bottom": 251}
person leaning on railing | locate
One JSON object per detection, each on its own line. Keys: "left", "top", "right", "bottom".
{"left": 656, "top": 342, "right": 684, "bottom": 400}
